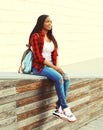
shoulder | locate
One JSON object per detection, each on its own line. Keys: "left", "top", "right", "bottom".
{"left": 31, "top": 33, "right": 39, "bottom": 40}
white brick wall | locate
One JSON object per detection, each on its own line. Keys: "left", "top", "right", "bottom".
{"left": 0, "top": 0, "right": 103, "bottom": 71}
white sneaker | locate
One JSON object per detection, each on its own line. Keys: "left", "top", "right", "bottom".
{"left": 53, "top": 106, "right": 63, "bottom": 118}
{"left": 58, "top": 106, "right": 63, "bottom": 114}
{"left": 53, "top": 106, "right": 77, "bottom": 122}
{"left": 63, "top": 107, "right": 77, "bottom": 122}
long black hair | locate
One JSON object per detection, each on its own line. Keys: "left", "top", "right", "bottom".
{"left": 29, "top": 14, "right": 58, "bottom": 48}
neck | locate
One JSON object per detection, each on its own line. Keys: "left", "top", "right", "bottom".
{"left": 42, "top": 29, "right": 48, "bottom": 35}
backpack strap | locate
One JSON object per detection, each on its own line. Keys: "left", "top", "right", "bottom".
{"left": 26, "top": 33, "right": 40, "bottom": 49}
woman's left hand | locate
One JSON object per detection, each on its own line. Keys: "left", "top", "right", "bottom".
{"left": 58, "top": 67, "right": 64, "bottom": 76}
{"left": 54, "top": 66, "right": 64, "bottom": 76}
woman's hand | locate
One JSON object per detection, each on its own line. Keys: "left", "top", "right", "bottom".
{"left": 43, "top": 60, "right": 64, "bottom": 75}
{"left": 54, "top": 66, "right": 64, "bottom": 76}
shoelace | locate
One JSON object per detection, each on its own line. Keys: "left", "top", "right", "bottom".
{"left": 67, "top": 114, "right": 74, "bottom": 117}
{"left": 64, "top": 110, "right": 74, "bottom": 118}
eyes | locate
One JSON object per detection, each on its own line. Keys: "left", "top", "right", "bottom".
{"left": 45, "top": 17, "right": 52, "bottom": 24}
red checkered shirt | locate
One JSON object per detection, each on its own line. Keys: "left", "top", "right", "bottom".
{"left": 30, "top": 31, "right": 58, "bottom": 73}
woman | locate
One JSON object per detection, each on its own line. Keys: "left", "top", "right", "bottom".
{"left": 29, "top": 14, "right": 76, "bottom": 122}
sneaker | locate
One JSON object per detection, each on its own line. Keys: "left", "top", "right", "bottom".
{"left": 53, "top": 106, "right": 70, "bottom": 120}
{"left": 57, "top": 106, "right": 63, "bottom": 114}
{"left": 63, "top": 107, "right": 77, "bottom": 122}
{"left": 53, "top": 106, "right": 63, "bottom": 118}
{"left": 53, "top": 109, "right": 61, "bottom": 118}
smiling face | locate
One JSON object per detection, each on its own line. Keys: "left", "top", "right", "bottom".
{"left": 43, "top": 17, "right": 52, "bottom": 31}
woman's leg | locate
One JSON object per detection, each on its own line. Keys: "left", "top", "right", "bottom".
{"left": 56, "top": 73, "right": 70, "bottom": 109}
{"left": 63, "top": 73, "right": 70, "bottom": 97}
{"left": 33, "top": 66, "right": 77, "bottom": 122}
{"left": 32, "top": 66, "right": 68, "bottom": 110}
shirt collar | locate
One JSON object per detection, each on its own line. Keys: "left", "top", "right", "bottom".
{"left": 39, "top": 31, "right": 45, "bottom": 37}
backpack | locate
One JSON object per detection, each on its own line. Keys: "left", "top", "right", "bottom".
{"left": 18, "top": 33, "right": 39, "bottom": 74}
{"left": 18, "top": 48, "right": 33, "bottom": 74}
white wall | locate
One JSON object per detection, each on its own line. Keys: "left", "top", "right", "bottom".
{"left": 0, "top": 0, "right": 103, "bottom": 72}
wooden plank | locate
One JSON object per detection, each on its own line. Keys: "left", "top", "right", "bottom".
{"left": 0, "top": 87, "right": 16, "bottom": 98}
{"left": 67, "top": 91, "right": 88, "bottom": 103}
{"left": 18, "top": 116, "right": 59, "bottom": 130}
{"left": 0, "top": 80, "right": 16, "bottom": 90}
{"left": 89, "top": 87, "right": 101, "bottom": 102}
{"left": 70, "top": 79, "right": 102, "bottom": 91}
{"left": 0, "top": 109, "right": 15, "bottom": 121}
{"left": 17, "top": 109, "right": 54, "bottom": 128}
{"left": 17, "top": 103, "right": 55, "bottom": 121}
{"left": 69, "top": 96, "right": 90, "bottom": 108}
{"left": 0, "top": 122, "right": 17, "bottom": 130}
{"left": 0, "top": 102, "right": 16, "bottom": 113}
{"left": 16, "top": 96, "right": 57, "bottom": 114}
{"left": 0, "top": 116, "right": 17, "bottom": 128}
{"left": 0, "top": 87, "right": 53, "bottom": 105}
{"left": 0, "top": 78, "right": 103, "bottom": 130}
{"left": 17, "top": 91, "right": 56, "bottom": 107}
{"left": 90, "top": 80, "right": 103, "bottom": 89}
{"left": 71, "top": 101, "right": 89, "bottom": 112}
{"left": 16, "top": 80, "right": 54, "bottom": 93}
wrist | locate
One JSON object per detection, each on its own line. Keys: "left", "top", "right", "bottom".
{"left": 52, "top": 65, "right": 58, "bottom": 70}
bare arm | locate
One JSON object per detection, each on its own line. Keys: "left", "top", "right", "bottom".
{"left": 43, "top": 59, "right": 64, "bottom": 75}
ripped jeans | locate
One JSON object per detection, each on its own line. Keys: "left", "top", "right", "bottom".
{"left": 32, "top": 66, "right": 70, "bottom": 110}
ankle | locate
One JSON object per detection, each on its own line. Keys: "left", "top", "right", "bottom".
{"left": 63, "top": 107, "right": 70, "bottom": 111}
{"left": 63, "top": 107, "right": 72, "bottom": 114}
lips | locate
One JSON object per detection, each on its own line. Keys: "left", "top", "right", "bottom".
{"left": 47, "top": 25, "right": 52, "bottom": 29}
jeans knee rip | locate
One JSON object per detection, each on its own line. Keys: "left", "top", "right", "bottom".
{"left": 59, "top": 79, "right": 64, "bottom": 84}
{"left": 64, "top": 75, "right": 70, "bottom": 80}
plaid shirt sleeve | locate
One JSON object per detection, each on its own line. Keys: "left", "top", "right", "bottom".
{"left": 30, "top": 34, "right": 45, "bottom": 63}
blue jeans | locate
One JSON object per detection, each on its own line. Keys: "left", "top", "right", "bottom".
{"left": 32, "top": 66, "right": 70, "bottom": 110}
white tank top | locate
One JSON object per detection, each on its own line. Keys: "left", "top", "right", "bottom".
{"left": 42, "top": 40, "right": 54, "bottom": 64}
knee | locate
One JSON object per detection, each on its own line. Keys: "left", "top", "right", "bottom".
{"left": 57, "top": 75, "right": 64, "bottom": 84}
{"left": 59, "top": 78, "right": 64, "bottom": 84}
{"left": 56, "top": 74, "right": 70, "bottom": 84}
{"left": 63, "top": 74, "right": 70, "bottom": 81}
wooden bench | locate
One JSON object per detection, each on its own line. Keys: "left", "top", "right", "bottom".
{"left": 0, "top": 73, "right": 103, "bottom": 130}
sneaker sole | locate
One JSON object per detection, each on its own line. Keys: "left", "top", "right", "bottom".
{"left": 60, "top": 116, "right": 77, "bottom": 123}
{"left": 53, "top": 112, "right": 60, "bottom": 118}
{"left": 53, "top": 113, "right": 77, "bottom": 122}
